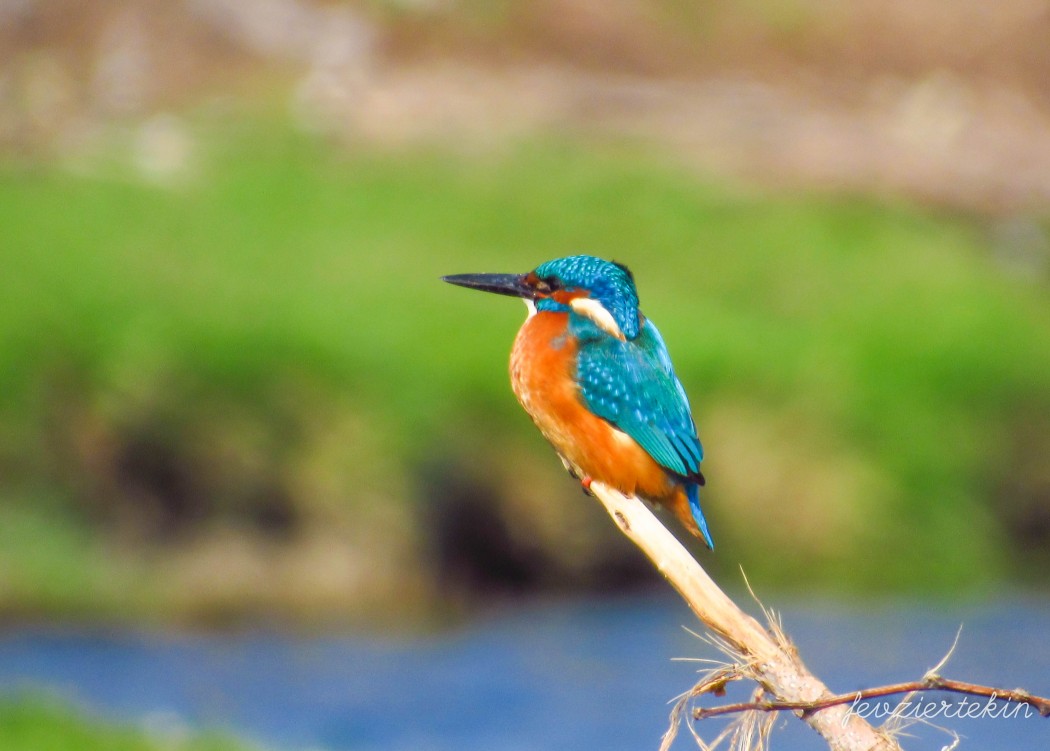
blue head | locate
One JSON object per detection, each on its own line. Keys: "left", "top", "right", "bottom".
{"left": 443, "top": 255, "right": 642, "bottom": 341}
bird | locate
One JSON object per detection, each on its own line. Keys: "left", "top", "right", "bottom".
{"left": 443, "top": 254, "right": 714, "bottom": 549}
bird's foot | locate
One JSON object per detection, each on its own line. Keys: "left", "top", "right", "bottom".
{"left": 580, "top": 476, "right": 594, "bottom": 497}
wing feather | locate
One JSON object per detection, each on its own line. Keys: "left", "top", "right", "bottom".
{"left": 576, "top": 319, "right": 704, "bottom": 481}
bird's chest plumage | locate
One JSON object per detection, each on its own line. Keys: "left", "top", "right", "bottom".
{"left": 510, "top": 311, "right": 580, "bottom": 458}
{"left": 509, "top": 311, "right": 672, "bottom": 500}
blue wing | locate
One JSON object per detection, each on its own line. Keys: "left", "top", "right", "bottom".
{"left": 576, "top": 318, "right": 704, "bottom": 483}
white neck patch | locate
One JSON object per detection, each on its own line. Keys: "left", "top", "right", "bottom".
{"left": 569, "top": 297, "right": 626, "bottom": 341}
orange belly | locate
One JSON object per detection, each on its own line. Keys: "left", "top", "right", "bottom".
{"left": 509, "top": 311, "right": 697, "bottom": 535}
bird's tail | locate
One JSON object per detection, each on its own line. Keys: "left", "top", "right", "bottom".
{"left": 677, "top": 482, "right": 714, "bottom": 550}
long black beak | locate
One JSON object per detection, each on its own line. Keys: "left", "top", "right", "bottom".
{"left": 442, "top": 272, "right": 536, "bottom": 299}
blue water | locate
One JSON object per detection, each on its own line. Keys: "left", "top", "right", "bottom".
{"left": 0, "top": 595, "right": 1047, "bottom": 750}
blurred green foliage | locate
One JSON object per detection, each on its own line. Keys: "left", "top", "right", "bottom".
{"left": 0, "top": 697, "right": 248, "bottom": 751}
{"left": 2, "top": 122, "right": 1049, "bottom": 620}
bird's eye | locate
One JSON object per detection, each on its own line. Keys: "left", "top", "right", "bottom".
{"left": 535, "top": 277, "right": 560, "bottom": 294}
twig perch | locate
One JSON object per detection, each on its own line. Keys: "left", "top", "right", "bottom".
{"left": 588, "top": 482, "right": 1050, "bottom": 750}
{"left": 589, "top": 480, "right": 900, "bottom": 751}
{"left": 693, "top": 675, "right": 1050, "bottom": 721}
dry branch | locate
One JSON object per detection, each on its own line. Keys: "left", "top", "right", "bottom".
{"left": 588, "top": 481, "right": 900, "bottom": 751}
{"left": 693, "top": 675, "right": 1050, "bottom": 721}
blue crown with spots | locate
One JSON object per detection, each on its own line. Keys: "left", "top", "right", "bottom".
{"left": 533, "top": 255, "right": 641, "bottom": 339}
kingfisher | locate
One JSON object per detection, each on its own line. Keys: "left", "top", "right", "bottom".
{"left": 443, "top": 255, "right": 714, "bottom": 549}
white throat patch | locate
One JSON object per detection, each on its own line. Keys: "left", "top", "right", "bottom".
{"left": 523, "top": 298, "right": 537, "bottom": 319}
{"left": 569, "top": 297, "right": 626, "bottom": 341}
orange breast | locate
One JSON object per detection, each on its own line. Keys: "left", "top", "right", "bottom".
{"left": 509, "top": 311, "right": 678, "bottom": 504}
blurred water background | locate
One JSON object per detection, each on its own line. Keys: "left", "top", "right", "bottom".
{"left": 2, "top": 596, "right": 1049, "bottom": 750}
{"left": 2, "top": 1, "right": 1050, "bottom": 749}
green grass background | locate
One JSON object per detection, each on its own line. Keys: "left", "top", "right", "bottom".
{"left": 0, "top": 697, "right": 247, "bottom": 751}
{"left": 3, "top": 122, "right": 1050, "bottom": 620}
